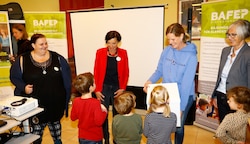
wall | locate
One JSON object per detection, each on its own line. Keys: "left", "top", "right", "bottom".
{"left": 0, "top": 0, "right": 225, "bottom": 62}
{"left": 0, "top": 0, "right": 59, "bottom": 11}
{"left": 105, "top": 0, "right": 178, "bottom": 27}
{"left": 105, "top": 0, "right": 178, "bottom": 48}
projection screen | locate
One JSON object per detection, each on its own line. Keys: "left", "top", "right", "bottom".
{"left": 70, "top": 6, "right": 164, "bottom": 86}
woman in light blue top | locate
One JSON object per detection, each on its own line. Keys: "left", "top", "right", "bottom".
{"left": 143, "top": 23, "right": 198, "bottom": 144}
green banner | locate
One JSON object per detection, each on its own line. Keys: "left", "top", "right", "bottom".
{"left": 197, "top": 0, "right": 250, "bottom": 131}
{"left": 0, "top": 13, "right": 8, "bottom": 23}
{"left": 24, "top": 12, "right": 68, "bottom": 59}
{"left": 0, "top": 11, "right": 13, "bottom": 97}
{"left": 201, "top": 0, "right": 250, "bottom": 38}
{"left": 24, "top": 12, "right": 67, "bottom": 39}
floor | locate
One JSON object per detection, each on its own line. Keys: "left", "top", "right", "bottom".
{"left": 41, "top": 105, "right": 216, "bottom": 144}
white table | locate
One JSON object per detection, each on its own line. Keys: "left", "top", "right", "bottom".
{"left": 0, "top": 107, "right": 44, "bottom": 144}
{"left": 0, "top": 119, "right": 20, "bottom": 134}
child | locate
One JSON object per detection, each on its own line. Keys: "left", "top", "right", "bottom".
{"left": 143, "top": 85, "right": 177, "bottom": 144}
{"left": 112, "top": 91, "right": 143, "bottom": 144}
{"left": 70, "top": 72, "right": 107, "bottom": 144}
{"left": 215, "top": 86, "right": 250, "bottom": 144}
{"left": 196, "top": 98, "right": 212, "bottom": 117}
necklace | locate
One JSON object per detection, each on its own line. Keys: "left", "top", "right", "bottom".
{"left": 107, "top": 49, "right": 117, "bottom": 57}
{"left": 42, "top": 65, "right": 47, "bottom": 74}
{"left": 36, "top": 61, "right": 48, "bottom": 75}
{"left": 30, "top": 53, "right": 52, "bottom": 75}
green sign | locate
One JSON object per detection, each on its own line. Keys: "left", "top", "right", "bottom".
{"left": 201, "top": 0, "right": 250, "bottom": 38}
{"left": 24, "top": 12, "right": 67, "bottom": 39}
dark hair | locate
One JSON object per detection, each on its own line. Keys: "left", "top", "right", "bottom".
{"left": 105, "top": 30, "right": 121, "bottom": 43}
{"left": 73, "top": 72, "right": 94, "bottom": 95}
{"left": 114, "top": 91, "right": 136, "bottom": 114}
{"left": 12, "top": 24, "right": 28, "bottom": 40}
{"left": 198, "top": 98, "right": 209, "bottom": 107}
{"left": 227, "top": 86, "right": 250, "bottom": 112}
{"left": 166, "top": 23, "right": 189, "bottom": 43}
{"left": 30, "top": 33, "right": 46, "bottom": 44}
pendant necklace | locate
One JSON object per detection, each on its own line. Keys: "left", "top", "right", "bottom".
{"left": 37, "top": 59, "right": 48, "bottom": 75}
{"left": 31, "top": 52, "right": 51, "bottom": 75}
{"left": 42, "top": 65, "right": 47, "bottom": 74}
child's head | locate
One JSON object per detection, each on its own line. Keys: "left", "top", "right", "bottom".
{"left": 72, "top": 72, "right": 95, "bottom": 95}
{"left": 149, "top": 85, "right": 171, "bottom": 117}
{"left": 114, "top": 91, "right": 136, "bottom": 115}
{"left": 227, "top": 86, "right": 250, "bottom": 112}
{"left": 198, "top": 98, "right": 209, "bottom": 111}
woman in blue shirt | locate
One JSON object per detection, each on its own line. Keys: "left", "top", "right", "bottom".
{"left": 143, "top": 23, "right": 198, "bottom": 144}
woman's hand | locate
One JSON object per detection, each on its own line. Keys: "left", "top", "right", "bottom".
{"left": 95, "top": 91, "right": 104, "bottom": 101}
{"left": 210, "top": 98, "right": 215, "bottom": 107}
{"left": 100, "top": 104, "right": 107, "bottom": 113}
{"left": 25, "top": 84, "right": 33, "bottom": 94}
{"left": 143, "top": 80, "right": 152, "bottom": 93}
{"left": 114, "top": 89, "right": 124, "bottom": 98}
{"left": 9, "top": 54, "right": 15, "bottom": 62}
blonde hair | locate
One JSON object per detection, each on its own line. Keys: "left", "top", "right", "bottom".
{"left": 149, "top": 85, "right": 171, "bottom": 117}
{"left": 114, "top": 91, "right": 136, "bottom": 115}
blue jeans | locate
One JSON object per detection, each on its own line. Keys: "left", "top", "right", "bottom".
{"left": 175, "top": 96, "right": 194, "bottom": 144}
{"left": 79, "top": 138, "right": 102, "bottom": 144}
{"left": 101, "top": 84, "right": 119, "bottom": 144}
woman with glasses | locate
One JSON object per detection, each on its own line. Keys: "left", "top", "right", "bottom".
{"left": 211, "top": 19, "right": 250, "bottom": 123}
{"left": 143, "top": 23, "right": 198, "bottom": 144}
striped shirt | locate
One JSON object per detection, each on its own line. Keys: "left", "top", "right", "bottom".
{"left": 143, "top": 112, "right": 177, "bottom": 144}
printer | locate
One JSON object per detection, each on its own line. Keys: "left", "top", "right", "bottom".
{"left": 0, "top": 96, "right": 38, "bottom": 117}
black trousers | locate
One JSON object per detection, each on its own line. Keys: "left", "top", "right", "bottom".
{"left": 215, "top": 91, "right": 235, "bottom": 123}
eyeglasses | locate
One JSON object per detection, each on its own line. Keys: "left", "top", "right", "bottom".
{"left": 226, "top": 33, "right": 237, "bottom": 38}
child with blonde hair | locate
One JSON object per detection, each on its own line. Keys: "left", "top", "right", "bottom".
{"left": 144, "top": 85, "right": 177, "bottom": 144}
{"left": 112, "top": 91, "right": 143, "bottom": 144}
{"left": 71, "top": 72, "right": 107, "bottom": 144}
{"left": 215, "top": 86, "right": 250, "bottom": 144}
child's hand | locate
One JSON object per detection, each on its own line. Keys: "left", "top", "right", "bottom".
{"left": 101, "top": 104, "right": 107, "bottom": 113}
{"left": 236, "top": 141, "right": 245, "bottom": 144}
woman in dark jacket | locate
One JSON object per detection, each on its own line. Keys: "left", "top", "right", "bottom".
{"left": 10, "top": 33, "right": 71, "bottom": 144}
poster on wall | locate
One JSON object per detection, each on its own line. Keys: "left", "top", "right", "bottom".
{"left": 196, "top": 0, "right": 250, "bottom": 131}
{"left": 24, "top": 12, "right": 68, "bottom": 59}
{"left": 0, "top": 11, "right": 14, "bottom": 99}
{"left": 146, "top": 83, "right": 181, "bottom": 127}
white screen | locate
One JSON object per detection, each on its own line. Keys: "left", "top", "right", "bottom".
{"left": 70, "top": 6, "right": 164, "bottom": 86}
